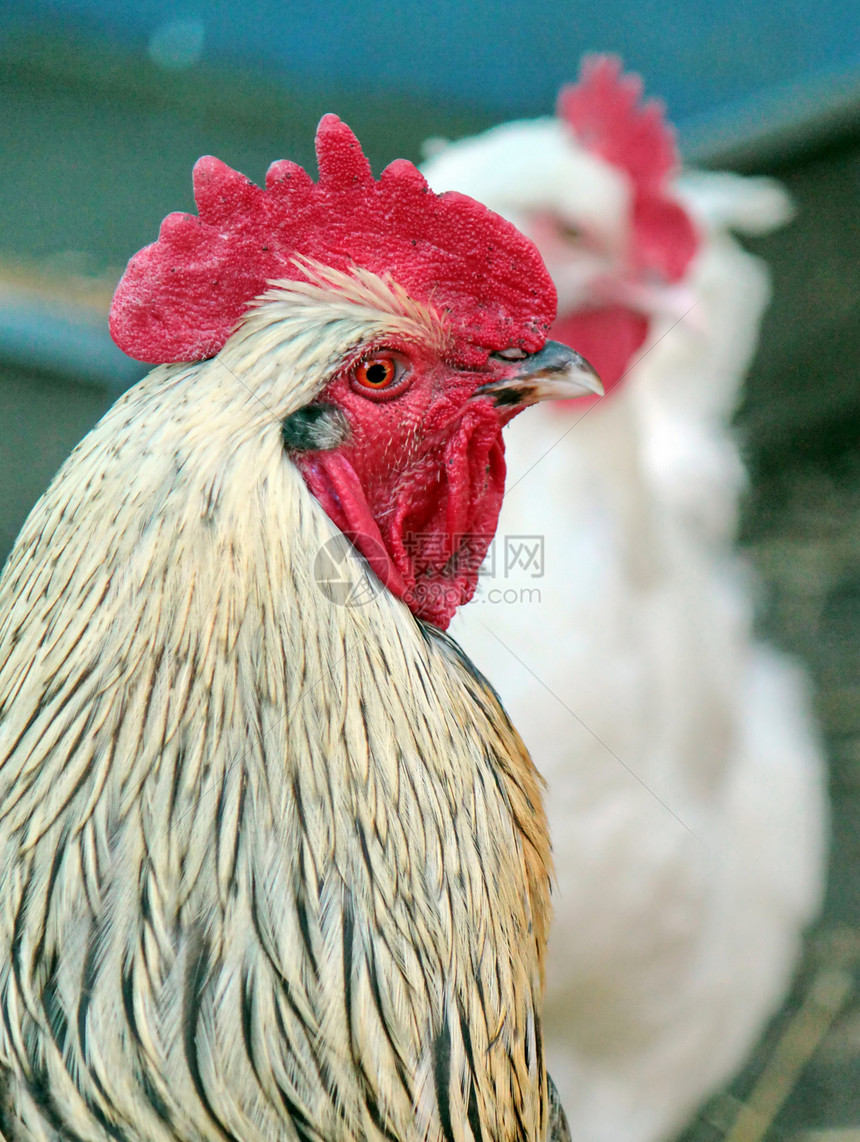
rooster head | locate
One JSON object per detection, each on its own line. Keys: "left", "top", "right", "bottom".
{"left": 422, "top": 56, "right": 700, "bottom": 396}
{"left": 552, "top": 55, "right": 699, "bottom": 390}
{"left": 110, "top": 116, "right": 601, "bottom": 629}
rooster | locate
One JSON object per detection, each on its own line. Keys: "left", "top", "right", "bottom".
{"left": 0, "top": 116, "right": 602, "bottom": 1142}
{"left": 423, "top": 57, "right": 828, "bottom": 1142}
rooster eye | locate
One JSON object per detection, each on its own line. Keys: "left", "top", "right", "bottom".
{"left": 355, "top": 357, "right": 396, "bottom": 387}
{"left": 350, "top": 354, "right": 411, "bottom": 400}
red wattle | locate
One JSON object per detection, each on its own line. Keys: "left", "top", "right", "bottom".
{"left": 296, "top": 452, "right": 407, "bottom": 597}
{"left": 293, "top": 399, "right": 508, "bottom": 630}
{"left": 552, "top": 306, "right": 649, "bottom": 401}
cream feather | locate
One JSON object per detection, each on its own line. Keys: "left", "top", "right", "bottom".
{"left": 0, "top": 271, "right": 551, "bottom": 1142}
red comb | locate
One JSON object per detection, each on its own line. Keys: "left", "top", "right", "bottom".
{"left": 558, "top": 55, "right": 678, "bottom": 193}
{"left": 110, "top": 115, "right": 556, "bottom": 364}
{"left": 558, "top": 55, "right": 698, "bottom": 283}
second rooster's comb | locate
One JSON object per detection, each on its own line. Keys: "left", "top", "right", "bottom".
{"left": 109, "top": 115, "right": 556, "bottom": 365}
{"left": 559, "top": 55, "right": 698, "bottom": 284}
{"left": 558, "top": 55, "right": 680, "bottom": 193}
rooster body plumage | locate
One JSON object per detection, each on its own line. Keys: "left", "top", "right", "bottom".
{"left": 424, "top": 59, "right": 828, "bottom": 1142}
{"left": 0, "top": 300, "right": 542, "bottom": 1142}
{"left": 0, "top": 122, "right": 605, "bottom": 1142}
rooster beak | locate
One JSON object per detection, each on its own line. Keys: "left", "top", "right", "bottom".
{"left": 476, "top": 341, "right": 603, "bottom": 408}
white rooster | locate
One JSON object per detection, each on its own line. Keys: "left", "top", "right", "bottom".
{"left": 423, "top": 56, "right": 828, "bottom": 1142}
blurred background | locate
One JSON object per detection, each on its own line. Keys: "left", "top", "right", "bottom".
{"left": 0, "top": 1, "right": 858, "bottom": 1137}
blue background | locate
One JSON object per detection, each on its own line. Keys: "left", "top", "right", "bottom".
{"left": 6, "top": 0, "right": 859, "bottom": 151}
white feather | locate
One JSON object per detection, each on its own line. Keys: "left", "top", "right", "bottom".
{"left": 425, "top": 115, "right": 828, "bottom": 1142}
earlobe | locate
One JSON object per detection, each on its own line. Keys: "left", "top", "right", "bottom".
{"left": 281, "top": 404, "right": 351, "bottom": 452}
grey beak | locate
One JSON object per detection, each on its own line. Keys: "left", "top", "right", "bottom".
{"left": 476, "top": 341, "right": 604, "bottom": 407}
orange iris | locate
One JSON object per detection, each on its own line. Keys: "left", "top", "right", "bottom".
{"left": 354, "top": 356, "right": 397, "bottom": 389}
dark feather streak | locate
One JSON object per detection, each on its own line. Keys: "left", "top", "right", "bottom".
{"left": 183, "top": 927, "right": 241, "bottom": 1142}
{"left": 433, "top": 1022, "right": 456, "bottom": 1142}
{"left": 456, "top": 999, "right": 483, "bottom": 1142}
